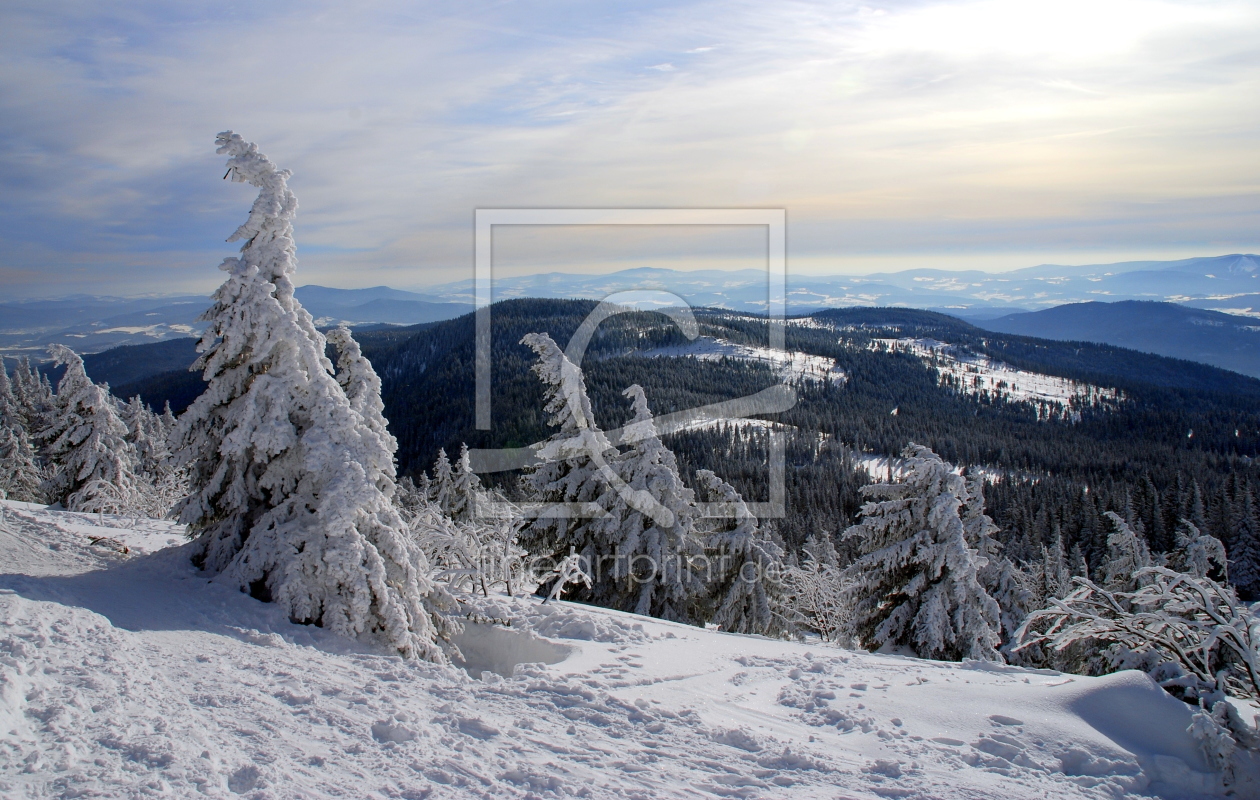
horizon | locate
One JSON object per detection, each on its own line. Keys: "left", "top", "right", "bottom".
{"left": 4, "top": 252, "right": 1259, "bottom": 303}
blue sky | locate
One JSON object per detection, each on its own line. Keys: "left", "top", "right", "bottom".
{"left": 1, "top": 0, "right": 1258, "bottom": 298}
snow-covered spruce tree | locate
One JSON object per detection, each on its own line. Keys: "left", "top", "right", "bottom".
{"left": 588, "top": 384, "right": 706, "bottom": 621}
{"left": 840, "top": 444, "right": 1002, "bottom": 661}
{"left": 8, "top": 357, "right": 50, "bottom": 433}
{"left": 173, "top": 132, "right": 453, "bottom": 660}
{"left": 1228, "top": 488, "right": 1260, "bottom": 600}
{"left": 327, "top": 325, "right": 397, "bottom": 491}
{"left": 1040, "top": 533, "right": 1071, "bottom": 602}
{"left": 430, "top": 448, "right": 453, "bottom": 512}
{"left": 961, "top": 472, "right": 1033, "bottom": 653}
{"left": 447, "top": 443, "right": 481, "bottom": 522}
{"left": 695, "top": 468, "right": 787, "bottom": 636}
{"left": 0, "top": 366, "right": 44, "bottom": 502}
{"left": 518, "top": 332, "right": 622, "bottom": 597}
{"left": 39, "top": 345, "right": 138, "bottom": 512}
{"left": 1099, "top": 511, "right": 1152, "bottom": 594}
{"left": 116, "top": 394, "right": 190, "bottom": 518}
{"left": 120, "top": 396, "right": 173, "bottom": 478}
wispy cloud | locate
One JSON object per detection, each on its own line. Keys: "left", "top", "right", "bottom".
{"left": 0, "top": 0, "right": 1257, "bottom": 297}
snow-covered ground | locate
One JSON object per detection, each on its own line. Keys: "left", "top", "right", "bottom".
{"left": 873, "top": 338, "right": 1121, "bottom": 417}
{"left": 638, "top": 336, "right": 847, "bottom": 385}
{"left": 1, "top": 501, "right": 1246, "bottom": 799}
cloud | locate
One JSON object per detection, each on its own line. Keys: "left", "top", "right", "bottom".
{"left": 0, "top": 0, "right": 1258, "bottom": 298}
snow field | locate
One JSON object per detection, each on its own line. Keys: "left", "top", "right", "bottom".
{"left": 637, "top": 336, "right": 847, "bottom": 385}
{"left": 873, "top": 338, "right": 1121, "bottom": 415}
{"left": 0, "top": 502, "right": 1244, "bottom": 799}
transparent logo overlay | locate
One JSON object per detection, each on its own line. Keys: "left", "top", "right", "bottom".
{"left": 468, "top": 209, "right": 791, "bottom": 522}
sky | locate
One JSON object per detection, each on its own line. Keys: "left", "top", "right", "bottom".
{"left": 1, "top": 0, "right": 1258, "bottom": 298}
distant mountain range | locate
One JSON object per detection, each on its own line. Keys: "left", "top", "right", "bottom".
{"left": 0, "top": 287, "right": 472, "bottom": 360}
{"left": 4, "top": 254, "right": 1257, "bottom": 376}
{"left": 421, "top": 254, "right": 1260, "bottom": 317}
{"left": 977, "top": 301, "right": 1260, "bottom": 379}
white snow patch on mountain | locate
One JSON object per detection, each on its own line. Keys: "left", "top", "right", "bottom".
{"left": 0, "top": 501, "right": 1245, "bottom": 798}
{"left": 874, "top": 338, "right": 1121, "bottom": 416}
{"left": 639, "top": 336, "right": 847, "bottom": 385}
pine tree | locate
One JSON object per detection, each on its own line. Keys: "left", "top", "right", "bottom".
{"left": 327, "top": 325, "right": 398, "bottom": 491}
{"left": 0, "top": 427, "right": 42, "bottom": 502}
{"left": 1228, "top": 488, "right": 1260, "bottom": 600}
{"left": 518, "top": 332, "right": 621, "bottom": 590}
{"left": 448, "top": 443, "right": 481, "bottom": 522}
{"left": 173, "top": 132, "right": 452, "bottom": 660}
{"left": 962, "top": 473, "right": 1032, "bottom": 651}
{"left": 1038, "top": 525, "right": 1071, "bottom": 603}
{"left": 592, "top": 384, "right": 706, "bottom": 620}
{"left": 8, "top": 356, "right": 51, "bottom": 435}
{"left": 1069, "top": 543, "right": 1090, "bottom": 581}
{"left": 0, "top": 370, "right": 44, "bottom": 503}
{"left": 120, "top": 395, "right": 172, "bottom": 479}
{"left": 39, "top": 345, "right": 137, "bottom": 512}
{"left": 430, "top": 448, "right": 453, "bottom": 511}
{"left": 1100, "top": 511, "right": 1152, "bottom": 593}
{"left": 840, "top": 444, "right": 1002, "bottom": 661}
{"left": 695, "top": 468, "right": 786, "bottom": 636}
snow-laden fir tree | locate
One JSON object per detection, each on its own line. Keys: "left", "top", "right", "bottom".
{"left": 173, "top": 132, "right": 453, "bottom": 660}
{"left": 7, "top": 357, "right": 52, "bottom": 439}
{"left": 1099, "top": 511, "right": 1152, "bottom": 593}
{"left": 327, "top": 325, "right": 397, "bottom": 491}
{"left": 518, "top": 332, "right": 622, "bottom": 593}
{"left": 0, "top": 366, "right": 44, "bottom": 502}
{"left": 447, "top": 443, "right": 481, "bottom": 522}
{"left": 695, "top": 467, "right": 787, "bottom": 636}
{"left": 120, "top": 396, "right": 173, "bottom": 479}
{"left": 430, "top": 448, "right": 453, "bottom": 512}
{"left": 840, "top": 444, "right": 1002, "bottom": 661}
{"left": 39, "top": 345, "right": 138, "bottom": 512}
{"left": 1228, "top": 488, "right": 1260, "bottom": 600}
{"left": 585, "top": 384, "right": 707, "bottom": 621}
{"left": 961, "top": 472, "right": 1032, "bottom": 652}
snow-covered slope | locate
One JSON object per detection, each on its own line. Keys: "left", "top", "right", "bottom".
{"left": 637, "top": 335, "right": 847, "bottom": 385}
{"left": 0, "top": 501, "right": 1245, "bottom": 798}
{"left": 874, "top": 338, "right": 1121, "bottom": 419}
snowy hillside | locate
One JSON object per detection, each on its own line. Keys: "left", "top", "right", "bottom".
{"left": 873, "top": 338, "right": 1121, "bottom": 419}
{"left": 1, "top": 500, "right": 1250, "bottom": 799}
{"left": 637, "top": 335, "right": 847, "bottom": 385}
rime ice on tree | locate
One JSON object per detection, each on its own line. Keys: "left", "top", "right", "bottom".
{"left": 173, "top": 132, "right": 453, "bottom": 660}
{"left": 594, "top": 384, "right": 705, "bottom": 621}
{"left": 841, "top": 443, "right": 1002, "bottom": 661}
{"left": 518, "top": 332, "right": 621, "bottom": 597}
{"left": 695, "top": 468, "right": 786, "bottom": 636}
{"left": 39, "top": 345, "right": 137, "bottom": 512}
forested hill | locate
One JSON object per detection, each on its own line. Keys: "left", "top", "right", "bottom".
{"left": 105, "top": 299, "right": 1260, "bottom": 596}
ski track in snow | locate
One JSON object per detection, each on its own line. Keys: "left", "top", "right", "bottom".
{"left": 0, "top": 501, "right": 1241, "bottom": 799}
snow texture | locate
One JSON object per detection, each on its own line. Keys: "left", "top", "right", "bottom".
{"left": 1, "top": 499, "right": 1250, "bottom": 799}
